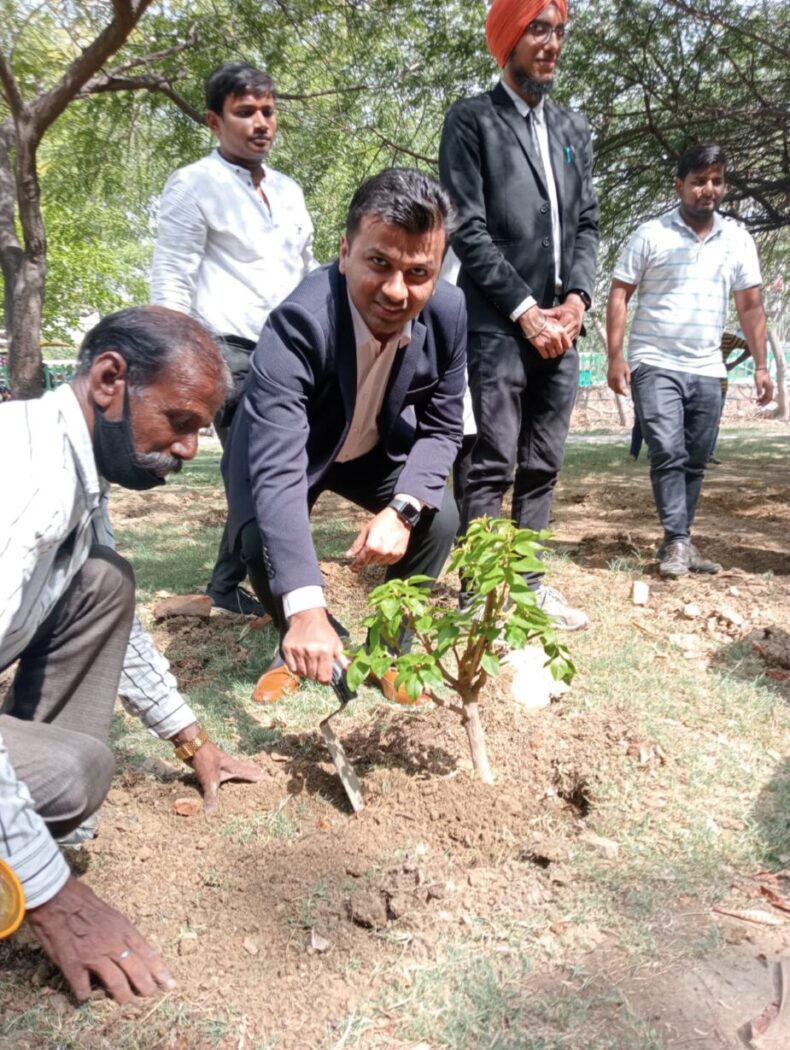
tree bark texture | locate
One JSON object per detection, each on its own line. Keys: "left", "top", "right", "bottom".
{"left": 0, "top": 121, "right": 22, "bottom": 337}
{"left": 462, "top": 700, "right": 494, "bottom": 785}
{"left": 768, "top": 326, "right": 789, "bottom": 422}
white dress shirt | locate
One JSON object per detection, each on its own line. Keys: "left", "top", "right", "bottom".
{"left": 0, "top": 385, "right": 197, "bottom": 907}
{"left": 500, "top": 82, "right": 563, "bottom": 320}
{"left": 282, "top": 294, "right": 417, "bottom": 620}
{"left": 151, "top": 149, "right": 318, "bottom": 343}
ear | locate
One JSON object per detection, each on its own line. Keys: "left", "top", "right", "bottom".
{"left": 338, "top": 233, "right": 349, "bottom": 274}
{"left": 206, "top": 110, "right": 222, "bottom": 140}
{"left": 88, "top": 352, "right": 128, "bottom": 417}
{"left": 674, "top": 177, "right": 683, "bottom": 197}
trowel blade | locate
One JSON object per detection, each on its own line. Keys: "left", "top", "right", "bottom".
{"left": 319, "top": 719, "right": 365, "bottom": 813}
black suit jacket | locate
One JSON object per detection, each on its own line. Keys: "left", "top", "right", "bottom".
{"left": 439, "top": 83, "right": 599, "bottom": 333}
{"left": 223, "top": 262, "right": 467, "bottom": 598}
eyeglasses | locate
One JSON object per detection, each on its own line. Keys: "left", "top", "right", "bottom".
{"left": 525, "top": 20, "right": 567, "bottom": 45}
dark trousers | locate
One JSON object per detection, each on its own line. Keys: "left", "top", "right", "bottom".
{"left": 1, "top": 548, "right": 135, "bottom": 838}
{"left": 460, "top": 331, "right": 578, "bottom": 583}
{"left": 238, "top": 444, "right": 459, "bottom": 649}
{"left": 631, "top": 364, "right": 723, "bottom": 543}
{"left": 208, "top": 336, "right": 256, "bottom": 597}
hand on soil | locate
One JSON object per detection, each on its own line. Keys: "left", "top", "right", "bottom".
{"left": 189, "top": 741, "right": 263, "bottom": 812}
{"left": 26, "top": 875, "right": 176, "bottom": 1004}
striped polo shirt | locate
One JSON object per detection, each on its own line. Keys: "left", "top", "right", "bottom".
{"left": 614, "top": 207, "right": 762, "bottom": 377}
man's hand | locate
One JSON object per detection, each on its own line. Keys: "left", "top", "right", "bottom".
{"left": 26, "top": 876, "right": 175, "bottom": 1005}
{"left": 754, "top": 367, "right": 774, "bottom": 407}
{"left": 346, "top": 507, "right": 411, "bottom": 571}
{"left": 282, "top": 607, "right": 343, "bottom": 684}
{"left": 607, "top": 356, "right": 631, "bottom": 396}
{"left": 517, "top": 306, "right": 572, "bottom": 359}
{"left": 555, "top": 295, "right": 586, "bottom": 343}
{"left": 188, "top": 741, "right": 263, "bottom": 813}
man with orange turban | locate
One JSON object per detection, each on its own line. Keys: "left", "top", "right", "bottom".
{"left": 440, "top": 0, "right": 599, "bottom": 629}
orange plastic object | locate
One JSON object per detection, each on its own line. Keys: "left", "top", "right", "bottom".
{"left": 0, "top": 859, "right": 25, "bottom": 938}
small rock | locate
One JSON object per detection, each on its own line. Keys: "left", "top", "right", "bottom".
{"left": 172, "top": 797, "right": 202, "bottom": 817}
{"left": 467, "top": 867, "right": 491, "bottom": 888}
{"left": 349, "top": 891, "right": 388, "bottom": 929}
{"left": 716, "top": 605, "right": 744, "bottom": 628}
{"left": 387, "top": 893, "right": 410, "bottom": 920}
{"left": 728, "top": 586, "right": 740, "bottom": 597}
{"left": 521, "top": 836, "right": 568, "bottom": 866}
{"left": 345, "top": 861, "right": 366, "bottom": 878}
{"left": 669, "top": 632, "right": 699, "bottom": 652}
{"left": 243, "top": 937, "right": 259, "bottom": 956}
{"left": 136, "top": 846, "right": 154, "bottom": 862}
{"left": 682, "top": 603, "right": 702, "bottom": 619}
{"left": 579, "top": 830, "right": 620, "bottom": 859}
{"left": 631, "top": 581, "right": 649, "bottom": 606}
{"left": 549, "top": 864, "right": 573, "bottom": 886}
{"left": 178, "top": 936, "right": 199, "bottom": 956}
{"left": 426, "top": 883, "right": 446, "bottom": 901}
{"left": 308, "top": 928, "right": 331, "bottom": 953}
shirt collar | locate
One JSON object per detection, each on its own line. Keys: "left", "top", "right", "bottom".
{"left": 55, "top": 384, "right": 103, "bottom": 502}
{"left": 211, "top": 147, "right": 268, "bottom": 182}
{"left": 500, "top": 80, "right": 545, "bottom": 123}
{"left": 346, "top": 290, "right": 412, "bottom": 355}
{"left": 669, "top": 205, "right": 724, "bottom": 239}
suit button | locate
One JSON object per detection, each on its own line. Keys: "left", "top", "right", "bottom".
{"left": 540, "top": 203, "right": 549, "bottom": 214}
{"left": 541, "top": 237, "right": 551, "bottom": 247}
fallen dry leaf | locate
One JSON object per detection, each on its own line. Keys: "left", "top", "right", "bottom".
{"left": 309, "top": 928, "right": 331, "bottom": 953}
{"left": 712, "top": 906, "right": 785, "bottom": 926}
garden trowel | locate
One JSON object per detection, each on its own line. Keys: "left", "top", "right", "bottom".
{"left": 320, "top": 660, "right": 365, "bottom": 813}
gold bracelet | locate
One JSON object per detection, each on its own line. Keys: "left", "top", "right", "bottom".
{"left": 173, "top": 725, "right": 209, "bottom": 763}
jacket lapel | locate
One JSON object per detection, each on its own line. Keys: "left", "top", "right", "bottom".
{"left": 380, "top": 320, "right": 425, "bottom": 436}
{"left": 330, "top": 264, "right": 358, "bottom": 424}
{"left": 491, "top": 83, "right": 547, "bottom": 195}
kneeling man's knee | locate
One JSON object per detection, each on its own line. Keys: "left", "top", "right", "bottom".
{"left": 47, "top": 735, "right": 115, "bottom": 836}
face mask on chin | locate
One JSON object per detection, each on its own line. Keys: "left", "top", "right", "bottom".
{"left": 92, "top": 384, "right": 168, "bottom": 491}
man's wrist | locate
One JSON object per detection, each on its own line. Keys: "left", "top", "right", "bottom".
{"left": 169, "top": 722, "right": 200, "bottom": 746}
{"left": 564, "top": 289, "right": 591, "bottom": 312}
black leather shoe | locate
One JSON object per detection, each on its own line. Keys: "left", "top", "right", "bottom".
{"left": 208, "top": 586, "right": 266, "bottom": 617}
{"left": 688, "top": 544, "right": 722, "bottom": 574}
{"left": 659, "top": 541, "right": 690, "bottom": 578}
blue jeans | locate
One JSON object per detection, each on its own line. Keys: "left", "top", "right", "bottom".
{"left": 631, "top": 365, "right": 722, "bottom": 543}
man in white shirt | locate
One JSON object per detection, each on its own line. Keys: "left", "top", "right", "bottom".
{"left": 222, "top": 169, "right": 466, "bottom": 704}
{"left": 0, "top": 307, "right": 260, "bottom": 1003}
{"left": 606, "top": 144, "right": 774, "bottom": 578}
{"left": 151, "top": 61, "right": 318, "bottom": 616}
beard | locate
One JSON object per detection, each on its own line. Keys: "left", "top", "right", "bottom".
{"left": 132, "top": 448, "right": 183, "bottom": 478}
{"left": 512, "top": 71, "right": 554, "bottom": 98}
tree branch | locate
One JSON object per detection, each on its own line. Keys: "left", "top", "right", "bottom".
{"left": 365, "top": 126, "right": 437, "bottom": 166}
{"left": 78, "top": 74, "right": 205, "bottom": 124}
{"left": 0, "top": 52, "right": 27, "bottom": 120}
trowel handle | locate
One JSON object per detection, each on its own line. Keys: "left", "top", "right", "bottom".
{"left": 330, "top": 659, "right": 357, "bottom": 705}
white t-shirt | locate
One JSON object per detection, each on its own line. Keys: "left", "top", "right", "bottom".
{"left": 614, "top": 207, "right": 762, "bottom": 377}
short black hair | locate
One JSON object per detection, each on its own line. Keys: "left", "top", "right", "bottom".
{"left": 76, "top": 306, "right": 227, "bottom": 392}
{"left": 677, "top": 144, "right": 726, "bottom": 180}
{"left": 346, "top": 168, "right": 458, "bottom": 244}
{"left": 205, "top": 62, "right": 276, "bottom": 116}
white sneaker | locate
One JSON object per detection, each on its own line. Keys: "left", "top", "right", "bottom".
{"left": 534, "top": 585, "right": 589, "bottom": 631}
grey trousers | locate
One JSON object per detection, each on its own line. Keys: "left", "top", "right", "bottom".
{"left": 0, "top": 547, "right": 135, "bottom": 837}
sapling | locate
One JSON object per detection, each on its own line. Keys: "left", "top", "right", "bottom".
{"left": 347, "top": 518, "right": 575, "bottom": 784}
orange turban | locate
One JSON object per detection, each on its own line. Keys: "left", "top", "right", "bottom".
{"left": 485, "top": 0, "right": 568, "bottom": 68}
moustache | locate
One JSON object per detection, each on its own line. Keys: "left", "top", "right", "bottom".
{"left": 132, "top": 449, "right": 183, "bottom": 478}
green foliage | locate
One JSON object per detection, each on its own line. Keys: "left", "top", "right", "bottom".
{"left": 348, "top": 519, "right": 575, "bottom": 705}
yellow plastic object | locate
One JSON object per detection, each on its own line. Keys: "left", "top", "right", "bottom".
{"left": 0, "top": 859, "right": 25, "bottom": 938}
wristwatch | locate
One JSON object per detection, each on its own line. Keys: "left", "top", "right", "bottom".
{"left": 172, "top": 724, "right": 210, "bottom": 763}
{"left": 388, "top": 497, "right": 421, "bottom": 529}
{"left": 565, "top": 289, "right": 592, "bottom": 311}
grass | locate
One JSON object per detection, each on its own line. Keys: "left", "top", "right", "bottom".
{"left": 4, "top": 426, "right": 790, "bottom": 1049}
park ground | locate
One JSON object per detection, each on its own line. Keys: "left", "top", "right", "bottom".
{"left": 1, "top": 422, "right": 790, "bottom": 1050}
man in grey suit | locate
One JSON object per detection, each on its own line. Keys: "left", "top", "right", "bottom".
{"left": 223, "top": 168, "right": 466, "bottom": 704}
{"left": 439, "top": 0, "right": 599, "bottom": 629}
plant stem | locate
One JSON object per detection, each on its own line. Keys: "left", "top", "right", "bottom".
{"left": 461, "top": 699, "right": 494, "bottom": 784}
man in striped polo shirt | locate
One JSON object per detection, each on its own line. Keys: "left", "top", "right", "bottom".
{"left": 606, "top": 145, "right": 773, "bottom": 578}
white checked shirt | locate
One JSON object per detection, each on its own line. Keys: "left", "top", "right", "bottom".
{"left": 0, "top": 385, "right": 197, "bottom": 907}
{"left": 151, "top": 150, "right": 318, "bottom": 343}
{"left": 614, "top": 207, "right": 763, "bottom": 377}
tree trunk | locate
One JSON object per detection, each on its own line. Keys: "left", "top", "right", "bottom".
{"left": 461, "top": 700, "right": 494, "bottom": 784}
{"left": 8, "top": 120, "right": 46, "bottom": 400}
{"left": 591, "top": 315, "right": 628, "bottom": 425}
{"left": 0, "top": 121, "right": 22, "bottom": 336}
{"left": 768, "top": 325, "right": 788, "bottom": 422}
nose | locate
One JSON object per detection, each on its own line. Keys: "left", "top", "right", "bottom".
{"left": 171, "top": 431, "right": 199, "bottom": 462}
{"left": 382, "top": 269, "right": 408, "bottom": 303}
{"left": 251, "top": 110, "right": 268, "bottom": 131}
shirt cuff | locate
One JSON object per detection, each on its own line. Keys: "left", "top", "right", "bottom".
{"left": 283, "top": 586, "right": 326, "bottom": 619}
{"left": 394, "top": 493, "right": 424, "bottom": 512}
{"left": 510, "top": 296, "right": 538, "bottom": 322}
{"left": 10, "top": 822, "right": 71, "bottom": 910}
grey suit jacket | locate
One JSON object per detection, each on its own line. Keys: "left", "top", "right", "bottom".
{"left": 223, "top": 262, "right": 467, "bottom": 598}
{"left": 439, "top": 83, "right": 599, "bottom": 333}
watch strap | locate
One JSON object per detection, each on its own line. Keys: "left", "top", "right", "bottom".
{"left": 173, "top": 725, "right": 209, "bottom": 763}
